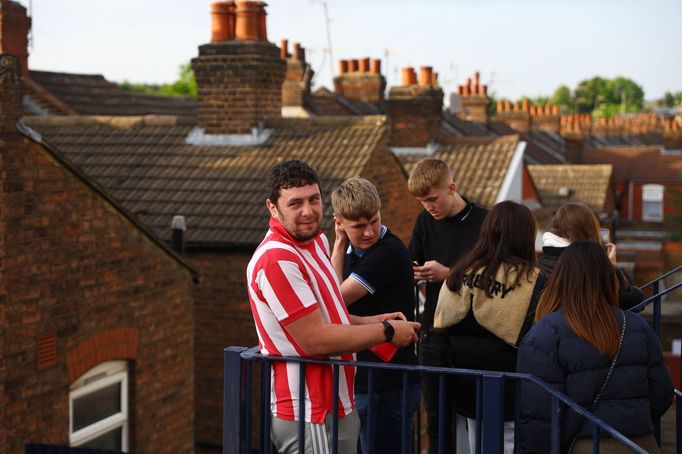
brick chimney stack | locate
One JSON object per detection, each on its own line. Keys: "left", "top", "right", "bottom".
{"left": 385, "top": 65, "right": 444, "bottom": 147}
{"left": 0, "top": 53, "right": 22, "bottom": 137}
{"left": 530, "top": 101, "right": 560, "bottom": 133}
{"left": 192, "top": 1, "right": 286, "bottom": 135}
{"left": 333, "top": 57, "right": 386, "bottom": 106}
{"left": 457, "top": 71, "right": 489, "bottom": 124}
{"left": 281, "top": 39, "right": 314, "bottom": 110}
{"left": 495, "top": 98, "right": 531, "bottom": 133}
{"left": 663, "top": 118, "right": 682, "bottom": 150}
{"left": 0, "top": 0, "right": 31, "bottom": 76}
{"left": 560, "top": 115, "right": 585, "bottom": 163}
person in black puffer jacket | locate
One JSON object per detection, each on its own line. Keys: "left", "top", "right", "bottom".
{"left": 532, "top": 203, "right": 643, "bottom": 311}
{"left": 517, "top": 241, "right": 673, "bottom": 453}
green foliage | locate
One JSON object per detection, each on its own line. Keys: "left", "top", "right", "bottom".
{"left": 515, "top": 77, "right": 648, "bottom": 117}
{"left": 552, "top": 85, "right": 572, "bottom": 110}
{"left": 655, "top": 91, "right": 682, "bottom": 108}
{"left": 117, "top": 63, "right": 197, "bottom": 98}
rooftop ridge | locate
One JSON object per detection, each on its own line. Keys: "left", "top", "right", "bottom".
{"left": 23, "top": 114, "right": 196, "bottom": 128}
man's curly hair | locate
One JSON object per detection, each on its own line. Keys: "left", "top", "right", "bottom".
{"left": 267, "top": 160, "right": 320, "bottom": 204}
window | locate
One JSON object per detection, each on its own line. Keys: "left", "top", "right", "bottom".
{"left": 70, "top": 361, "right": 129, "bottom": 451}
{"left": 642, "top": 184, "right": 664, "bottom": 221}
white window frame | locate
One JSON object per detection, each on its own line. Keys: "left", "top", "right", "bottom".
{"left": 642, "top": 184, "right": 664, "bottom": 222}
{"left": 69, "top": 361, "right": 129, "bottom": 451}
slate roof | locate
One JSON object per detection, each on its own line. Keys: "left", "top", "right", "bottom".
{"left": 26, "top": 70, "right": 197, "bottom": 117}
{"left": 527, "top": 164, "right": 613, "bottom": 213}
{"left": 583, "top": 133, "right": 663, "bottom": 148}
{"left": 581, "top": 146, "right": 682, "bottom": 182}
{"left": 394, "top": 135, "right": 520, "bottom": 208}
{"left": 23, "top": 115, "right": 388, "bottom": 247}
{"left": 305, "top": 87, "right": 382, "bottom": 116}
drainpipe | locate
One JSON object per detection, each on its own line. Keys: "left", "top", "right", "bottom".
{"left": 171, "top": 215, "right": 186, "bottom": 254}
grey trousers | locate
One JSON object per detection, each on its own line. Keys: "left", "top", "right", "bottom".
{"left": 271, "top": 411, "right": 360, "bottom": 454}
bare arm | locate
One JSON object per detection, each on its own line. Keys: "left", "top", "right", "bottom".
{"left": 330, "top": 217, "right": 349, "bottom": 284}
{"left": 331, "top": 218, "right": 369, "bottom": 305}
{"left": 285, "top": 308, "right": 420, "bottom": 356}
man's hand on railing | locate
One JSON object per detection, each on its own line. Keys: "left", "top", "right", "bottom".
{"left": 386, "top": 319, "right": 421, "bottom": 347}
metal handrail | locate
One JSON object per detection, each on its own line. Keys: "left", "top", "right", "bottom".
{"left": 639, "top": 264, "right": 682, "bottom": 290}
{"left": 224, "top": 346, "right": 651, "bottom": 454}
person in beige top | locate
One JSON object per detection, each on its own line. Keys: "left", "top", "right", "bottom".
{"left": 433, "top": 201, "right": 540, "bottom": 454}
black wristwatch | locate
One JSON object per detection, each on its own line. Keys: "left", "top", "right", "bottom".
{"left": 382, "top": 320, "right": 394, "bottom": 343}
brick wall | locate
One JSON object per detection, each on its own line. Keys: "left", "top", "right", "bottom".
{"left": 0, "top": 0, "right": 31, "bottom": 76}
{"left": 192, "top": 41, "right": 286, "bottom": 134}
{"left": 188, "top": 250, "right": 257, "bottom": 451}
{"left": 386, "top": 86, "right": 443, "bottom": 147}
{"left": 0, "top": 56, "right": 195, "bottom": 452}
{"left": 333, "top": 73, "right": 386, "bottom": 106}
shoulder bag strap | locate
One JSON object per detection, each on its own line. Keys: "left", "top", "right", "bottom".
{"left": 568, "top": 310, "right": 627, "bottom": 452}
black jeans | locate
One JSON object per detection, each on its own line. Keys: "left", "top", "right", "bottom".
{"left": 419, "top": 330, "right": 457, "bottom": 454}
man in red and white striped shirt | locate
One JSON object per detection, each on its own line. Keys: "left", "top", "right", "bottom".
{"left": 247, "top": 160, "right": 420, "bottom": 454}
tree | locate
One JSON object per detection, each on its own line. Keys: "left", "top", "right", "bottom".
{"left": 552, "top": 85, "right": 573, "bottom": 111}
{"left": 117, "top": 62, "right": 197, "bottom": 98}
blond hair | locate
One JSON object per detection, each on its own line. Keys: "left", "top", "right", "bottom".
{"left": 331, "top": 177, "right": 381, "bottom": 220}
{"left": 407, "top": 158, "right": 452, "bottom": 197}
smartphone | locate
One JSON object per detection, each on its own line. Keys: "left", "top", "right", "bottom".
{"left": 599, "top": 228, "right": 610, "bottom": 244}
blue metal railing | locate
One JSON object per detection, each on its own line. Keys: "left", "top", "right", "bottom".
{"left": 224, "top": 267, "right": 681, "bottom": 454}
{"left": 224, "top": 346, "right": 659, "bottom": 454}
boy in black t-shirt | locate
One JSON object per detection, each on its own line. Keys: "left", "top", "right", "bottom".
{"left": 330, "top": 177, "right": 420, "bottom": 454}
{"left": 408, "top": 158, "right": 488, "bottom": 454}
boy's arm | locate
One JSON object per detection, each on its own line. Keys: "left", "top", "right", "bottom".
{"left": 331, "top": 218, "right": 369, "bottom": 305}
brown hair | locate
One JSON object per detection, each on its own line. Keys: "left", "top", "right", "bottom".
{"left": 407, "top": 158, "right": 452, "bottom": 197}
{"left": 546, "top": 202, "right": 601, "bottom": 242}
{"left": 535, "top": 240, "right": 621, "bottom": 357}
{"left": 446, "top": 201, "right": 537, "bottom": 296}
{"left": 331, "top": 177, "right": 381, "bottom": 220}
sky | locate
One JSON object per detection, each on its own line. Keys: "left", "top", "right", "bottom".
{"left": 21, "top": 0, "right": 682, "bottom": 102}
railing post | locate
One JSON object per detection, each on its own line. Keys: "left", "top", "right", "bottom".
{"left": 652, "top": 281, "right": 661, "bottom": 337}
{"left": 482, "top": 374, "right": 504, "bottom": 454}
{"left": 224, "top": 347, "right": 249, "bottom": 454}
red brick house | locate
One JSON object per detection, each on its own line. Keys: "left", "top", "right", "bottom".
{"left": 14, "top": 4, "right": 421, "bottom": 451}
{"left": 0, "top": 54, "right": 196, "bottom": 452}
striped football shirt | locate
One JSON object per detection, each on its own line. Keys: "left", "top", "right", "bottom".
{"left": 247, "top": 217, "right": 356, "bottom": 423}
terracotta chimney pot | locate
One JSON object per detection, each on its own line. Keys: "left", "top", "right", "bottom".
{"left": 350, "top": 59, "right": 359, "bottom": 72}
{"left": 235, "top": 1, "right": 260, "bottom": 41}
{"left": 463, "top": 84, "right": 471, "bottom": 96}
{"left": 359, "top": 57, "right": 370, "bottom": 73}
{"left": 552, "top": 105, "right": 559, "bottom": 115}
{"left": 474, "top": 71, "right": 480, "bottom": 87}
{"left": 227, "top": 2, "right": 237, "bottom": 38}
{"left": 561, "top": 115, "right": 567, "bottom": 126}
{"left": 481, "top": 85, "right": 488, "bottom": 96}
{"left": 280, "top": 39, "right": 289, "bottom": 59}
{"left": 458, "top": 85, "right": 464, "bottom": 95}
{"left": 497, "top": 100, "right": 504, "bottom": 112}
{"left": 339, "top": 60, "right": 349, "bottom": 74}
{"left": 401, "top": 67, "right": 416, "bottom": 86}
{"left": 292, "top": 42, "right": 302, "bottom": 61}
{"left": 472, "top": 83, "right": 479, "bottom": 95}
{"left": 465, "top": 76, "right": 472, "bottom": 93}
{"left": 296, "top": 45, "right": 305, "bottom": 62}
{"left": 504, "top": 100, "right": 511, "bottom": 111}
{"left": 419, "top": 66, "right": 433, "bottom": 87}
{"left": 211, "top": 2, "right": 233, "bottom": 42}
{"left": 256, "top": 2, "right": 268, "bottom": 40}
{"left": 370, "top": 59, "right": 381, "bottom": 75}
